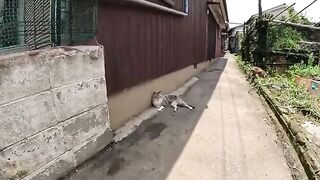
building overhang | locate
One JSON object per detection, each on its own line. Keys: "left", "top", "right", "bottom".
{"left": 208, "top": 0, "right": 228, "bottom": 29}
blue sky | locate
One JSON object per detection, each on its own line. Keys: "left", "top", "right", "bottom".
{"left": 227, "top": 0, "right": 320, "bottom": 27}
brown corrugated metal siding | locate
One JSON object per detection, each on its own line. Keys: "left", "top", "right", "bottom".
{"left": 96, "top": 0, "right": 221, "bottom": 94}
{"left": 146, "top": 0, "right": 184, "bottom": 10}
{"left": 207, "top": 11, "right": 217, "bottom": 60}
{"left": 215, "top": 27, "right": 222, "bottom": 57}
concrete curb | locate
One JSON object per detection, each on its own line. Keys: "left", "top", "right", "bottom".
{"left": 113, "top": 77, "right": 199, "bottom": 142}
{"left": 259, "top": 86, "right": 320, "bottom": 180}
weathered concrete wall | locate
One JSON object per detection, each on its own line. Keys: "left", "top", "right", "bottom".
{"left": 0, "top": 46, "right": 113, "bottom": 180}
{"left": 109, "top": 61, "right": 211, "bottom": 129}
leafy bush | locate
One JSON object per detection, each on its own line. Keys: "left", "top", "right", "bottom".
{"left": 236, "top": 55, "right": 252, "bottom": 74}
{"left": 287, "top": 8, "right": 313, "bottom": 25}
{"left": 287, "top": 54, "right": 320, "bottom": 78}
{"left": 267, "top": 25, "right": 302, "bottom": 50}
{"left": 239, "top": 7, "right": 319, "bottom": 119}
{"left": 288, "top": 64, "right": 320, "bottom": 78}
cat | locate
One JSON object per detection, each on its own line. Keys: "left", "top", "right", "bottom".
{"left": 151, "top": 91, "right": 195, "bottom": 112}
{"left": 247, "top": 66, "right": 267, "bottom": 83}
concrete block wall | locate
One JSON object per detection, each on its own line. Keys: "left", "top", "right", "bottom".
{"left": 0, "top": 46, "right": 113, "bottom": 180}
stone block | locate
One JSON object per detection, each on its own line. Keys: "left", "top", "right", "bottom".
{"left": 50, "top": 47, "right": 105, "bottom": 88}
{"left": 61, "top": 105, "right": 109, "bottom": 150}
{"left": 23, "top": 130, "right": 113, "bottom": 180}
{"left": 0, "top": 55, "right": 51, "bottom": 105}
{"left": 0, "top": 106, "right": 110, "bottom": 179}
{"left": 0, "top": 92, "right": 57, "bottom": 149}
{"left": 53, "top": 77, "right": 107, "bottom": 121}
{"left": 0, "top": 46, "right": 111, "bottom": 180}
{"left": 0, "top": 127, "right": 66, "bottom": 179}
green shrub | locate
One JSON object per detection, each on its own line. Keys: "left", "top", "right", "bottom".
{"left": 287, "top": 62, "right": 320, "bottom": 78}
{"left": 267, "top": 25, "right": 302, "bottom": 50}
{"left": 236, "top": 55, "right": 252, "bottom": 74}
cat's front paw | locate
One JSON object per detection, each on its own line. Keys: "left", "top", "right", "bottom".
{"left": 157, "top": 106, "right": 165, "bottom": 112}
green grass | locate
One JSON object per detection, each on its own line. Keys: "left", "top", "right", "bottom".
{"left": 235, "top": 55, "right": 252, "bottom": 74}
{"left": 258, "top": 66, "right": 320, "bottom": 119}
{"left": 236, "top": 55, "right": 320, "bottom": 120}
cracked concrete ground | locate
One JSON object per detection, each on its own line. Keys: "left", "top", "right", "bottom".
{"left": 63, "top": 54, "right": 293, "bottom": 180}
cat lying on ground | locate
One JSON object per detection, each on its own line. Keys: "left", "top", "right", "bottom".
{"left": 151, "top": 91, "right": 195, "bottom": 112}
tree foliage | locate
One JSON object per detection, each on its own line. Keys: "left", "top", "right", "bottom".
{"left": 286, "top": 8, "right": 313, "bottom": 25}
{"left": 267, "top": 25, "right": 302, "bottom": 50}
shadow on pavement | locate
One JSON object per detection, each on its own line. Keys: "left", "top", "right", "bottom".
{"left": 62, "top": 58, "right": 228, "bottom": 180}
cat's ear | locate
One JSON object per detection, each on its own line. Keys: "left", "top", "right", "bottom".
{"left": 157, "top": 91, "right": 162, "bottom": 94}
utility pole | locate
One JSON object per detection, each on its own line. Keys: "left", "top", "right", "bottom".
{"left": 258, "top": 0, "right": 262, "bottom": 18}
{"left": 256, "top": 0, "right": 267, "bottom": 67}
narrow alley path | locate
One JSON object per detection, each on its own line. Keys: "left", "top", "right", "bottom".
{"left": 64, "top": 54, "right": 293, "bottom": 180}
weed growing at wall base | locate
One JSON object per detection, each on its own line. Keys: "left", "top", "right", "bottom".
{"left": 235, "top": 55, "right": 252, "bottom": 74}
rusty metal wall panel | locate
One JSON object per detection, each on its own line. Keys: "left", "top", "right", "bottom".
{"left": 97, "top": 0, "right": 210, "bottom": 94}
{"left": 207, "top": 13, "right": 216, "bottom": 60}
{"left": 215, "top": 27, "right": 222, "bottom": 57}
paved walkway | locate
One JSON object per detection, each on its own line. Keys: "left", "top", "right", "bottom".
{"left": 64, "top": 54, "right": 293, "bottom": 180}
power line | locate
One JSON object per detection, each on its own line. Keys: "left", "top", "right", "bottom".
{"left": 285, "top": 0, "right": 318, "bottom": 22}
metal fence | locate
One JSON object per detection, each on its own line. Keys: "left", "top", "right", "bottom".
{"left": 0, "top": 0, "right": 21, "bottom": 48}
{"left": 0, "top": 0, "right": 97, "bottom": 51}
{"left": 58, "top": 0, "right": 98, "bottom": 45}
{"left": 24, "top": 0, "right": 52, "bottom": 49}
